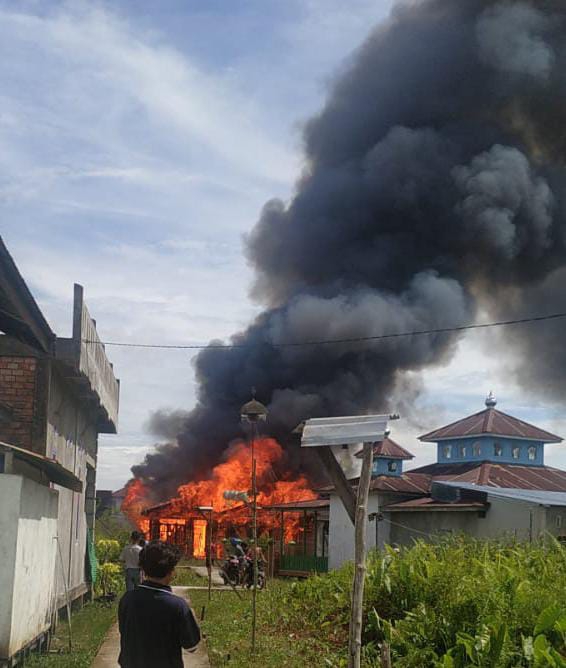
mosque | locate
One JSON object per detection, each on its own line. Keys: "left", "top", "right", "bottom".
{"left": 329, "top": 394, "right": 566, "bottom": 569}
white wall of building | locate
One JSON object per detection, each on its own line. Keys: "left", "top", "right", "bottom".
{"left": 0, "top": 475, "right": 58, "bottom": 660}
{"left": 329, "top": 492, "right": 393, "bottom": 569}
{"left": 46, "top": 369, "right": 96, "bottom": 602}
{"left": 329, "top": 489, "right": 557, "bottom": 569}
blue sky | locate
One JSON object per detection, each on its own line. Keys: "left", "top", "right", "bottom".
{"left": 1, "top": 0, "right": 564, "bottom": 489}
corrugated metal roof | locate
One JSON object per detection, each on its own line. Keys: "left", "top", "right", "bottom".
{"left": 355, "top": 436, "right": 414, "bottom": 460}
{"left": 384, "top": 497, "right": 487, "bottom": 512}
{"left": 410, "top": 461, "right": 566, "bottom": 492}
{"left": 369, "top": 472, "right": 430, "bottom": 494}
{"left": 324, "top": 462, "right": 566, "bottom": 496}
{"left": 0, "top": 441, "right": 82, "bottom": 492}
{"left": 420, "top": 407, "right": 562, "bottom": 443}
{"left": 438, "top": 482, "right": 566, "bottom": 507}
{"left": 301, "top": 414, "right": 391, "bottom": 447}
{"left": 262, "top": 498, "right": 330, "bottom": 511}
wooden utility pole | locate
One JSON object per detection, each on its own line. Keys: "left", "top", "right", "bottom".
{"left": 348, "top": 442, "right": 374, "bottom": 668}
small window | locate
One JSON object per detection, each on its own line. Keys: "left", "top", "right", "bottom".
{"left": 443, "top": 445, "right": 452, "bottom": 459}
{"left": 556, "top": 516, "right": 563, "bottom": 529}
{"left": 460, "top": 445, "right": 467, "bottom": 458}
{"left": 528, "top": 446, "right": 537, "bottom": 461}
{"left": 512, "top": 447, "right": 520, "bottom": 460}
{"left": 494, "top": 443, "right": 502, "bottom": 457}
{"left": 472, "top": 442, "right": 481, "bottom": 457}
{"left": 388, "top": 461, "right": 398, "bottom": 473}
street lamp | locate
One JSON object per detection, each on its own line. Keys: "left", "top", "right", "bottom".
{"left": 240, "top": 392, "right": 268, "bottom": 655}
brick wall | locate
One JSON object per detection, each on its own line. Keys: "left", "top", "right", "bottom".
{"left": 0, "top": 356, "right": 37, "bottom": 450}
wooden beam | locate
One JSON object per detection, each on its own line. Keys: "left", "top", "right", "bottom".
{"left": 348, "top": 441, "right": 373, "bottom": 668}
{"left": 316, "top": 447, "right": 356, "bottom": 524}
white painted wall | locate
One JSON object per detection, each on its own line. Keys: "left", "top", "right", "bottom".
{"left": 46, "top": 370, "right": 94, "bottom": 602}
{"left": 329, "top": 489, "right": 556, "bottom": 569}
{"left": 10, "top": 477, "right": 58, "bottom": 656}
{"left": 0, "top": 475, "right": 58, "bottom": 660}
{"left": 0, "top": 476, "right": 20, "bottom": 659}
{"left": 328, "top": 492, "right": 393, "bottom": 569}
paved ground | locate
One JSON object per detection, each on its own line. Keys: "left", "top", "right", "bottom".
{"left": 91, "top": 587, "right": 210, "bottom": 667}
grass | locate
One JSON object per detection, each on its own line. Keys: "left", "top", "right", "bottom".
{"left": 173, "top": 564, "right": 210, "bottom": 587}
{"left": 26, "top": 598, "right": 119, "bottom": 668}
{"left": 187, "top": 580, "right": 342, "bottom": 667}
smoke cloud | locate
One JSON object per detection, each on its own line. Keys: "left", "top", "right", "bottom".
{"left": 134, "top": 0, "right": 566, "bottom": 497}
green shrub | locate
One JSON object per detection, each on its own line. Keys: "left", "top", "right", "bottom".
{"left": 95, "top": 562, "right": 123, "bottom": 597}
{"left": 281, "top": 537, "right": 566, "bottom": 667}
{"left": 96, "top": 539, "right": 121, "bottom": 564}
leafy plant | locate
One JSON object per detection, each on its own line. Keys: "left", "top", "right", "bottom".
{"left": 96, "top": 539, "right": 121, "bottom": 564}
{"left": 280, "top": 537, "right": 566, "bottom": 667}
{"left": 95, "top": 562, "right": 122, "bottom": 597}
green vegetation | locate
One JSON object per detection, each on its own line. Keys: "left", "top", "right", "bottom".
{"left": 26, "top": 599, "right": 119, "bottom": 668}
{"left": 188, "top": 581, "right": 335, "bottom": 667}
{"left": 173, "top": 565, "right": 210, "bottom": 587}
{"left": 284, "top": 537, "right": 566, "bottom": 667}
{"left": 26, "top": 538, "right": 566, "bottom": 667}
{"left": 190, "top": 538, "right": 566, "bottom": 667}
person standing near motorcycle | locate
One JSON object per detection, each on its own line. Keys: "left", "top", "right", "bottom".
{"left": 244, "top": 543, "right": 267, "bottom": 589}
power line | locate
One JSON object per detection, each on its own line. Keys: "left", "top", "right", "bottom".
{"left": 83, "top": 310, "right": 566, "bottom": 351}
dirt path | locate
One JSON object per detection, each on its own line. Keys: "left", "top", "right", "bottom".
{"left": 91, "top": 588, "right": 210, "bottom": 667}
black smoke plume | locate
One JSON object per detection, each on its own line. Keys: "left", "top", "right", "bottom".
{"left": 133, "top": 0, "right": 566, "bottom": 498}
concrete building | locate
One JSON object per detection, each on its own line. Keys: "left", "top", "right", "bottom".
{"left": 328, "top": 394, "right": 566, "bottom": 569}
{"left": 0, "top": 236, "right": 119, "bottom": 664}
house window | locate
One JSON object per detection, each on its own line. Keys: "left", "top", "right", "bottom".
{"left": 556, "top": 516, "right": 563, "bottom": 529}
{"left": 512, "top": 447, "right": 520, "bottom": 460}
{"left": 460, "top": 445, "right": 467, "bottom": 457}
{"left": 528, "top": 446, "right": 537, "bottom": 461}
{"left": 388, "top": 461, "right": 398, "bottom": 473}
{"left": 494, "top": 443, "right": 502, "bottom": 457}
{"left": 472, "top": 442, "right": 481, "bottom": 457}
{"left": 443, "top": 445, "right": 452, "bottom": 459}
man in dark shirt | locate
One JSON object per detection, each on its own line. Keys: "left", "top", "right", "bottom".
{"left": 118, "top": 541, "right": 201, "bottom": 668}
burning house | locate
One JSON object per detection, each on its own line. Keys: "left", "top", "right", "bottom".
{"left": 124, "top": 438, "right": 329, "bottom": 574}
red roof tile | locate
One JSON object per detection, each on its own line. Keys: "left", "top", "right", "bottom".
{"left": 419, "top": 408, "right": 562, "bottom": 443}
{"left": 355, "top": 436, "right": 415, "bottom": 460}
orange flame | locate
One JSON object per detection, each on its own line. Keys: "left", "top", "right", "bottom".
{"left": 122, "top": 479, "right": 151, "bottom": 535}
{"left": 123, "top": 438, "right": 317, "bottom": 544}
{"left": 174, "top": 438, "right": 314, "bottom": 513}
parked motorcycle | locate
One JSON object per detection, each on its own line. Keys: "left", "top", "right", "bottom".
{"left": 220, "top": 554, "right": 242, "bottom": 586}
{"left": 243, "top": 556, "right": 265, "bottom": 590}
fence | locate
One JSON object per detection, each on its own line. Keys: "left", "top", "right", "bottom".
{"left": 279, "top": 554, "right": 328, "bottom": 573}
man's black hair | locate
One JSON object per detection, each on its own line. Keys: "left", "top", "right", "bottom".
{"left": 131, "top": 530, "right": 141, "bottom": 541}
{"left": 139, "top": 541, "right": 182, "bottom": 578}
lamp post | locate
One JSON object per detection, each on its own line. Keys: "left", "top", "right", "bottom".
{"left": 240, "top": 393, "right": 268, "bottom": 655}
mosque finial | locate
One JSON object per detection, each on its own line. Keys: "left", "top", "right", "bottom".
{"left": 485, "top": 391, "right": 497, "bottom": 408}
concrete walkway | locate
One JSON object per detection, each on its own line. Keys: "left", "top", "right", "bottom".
{"left": 91, "top": 588, "right": 210, "bottom": 667}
